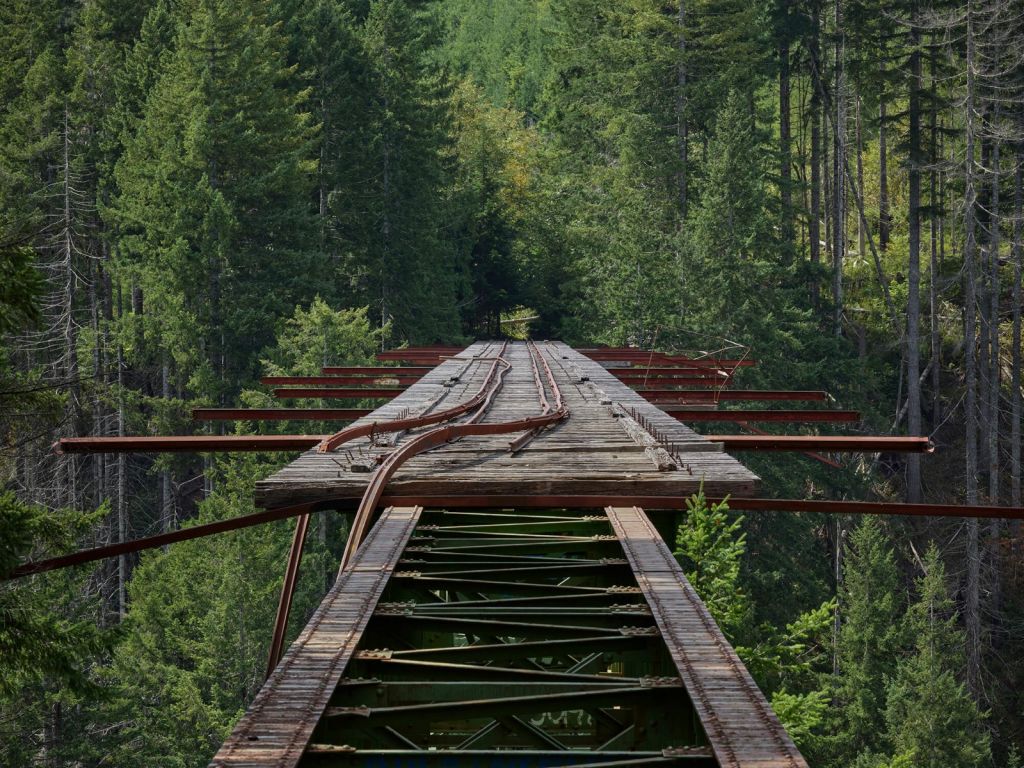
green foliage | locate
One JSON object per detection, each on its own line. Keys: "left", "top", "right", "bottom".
{"left": 675, "top": 489, "right": 834, "bottom": 749}
{"left": 826, "top": 517, "right": 906, "bottom": 762}
{"left": 771, "top": 688, "right": 830, "bottom": 754}
{"left": 261, "top": 299, "right": 386, "bottom": 376}
{"left": 882, "top": 546, "right": 991, "bottom": 768}
{"left": 674, "top": 490, "right": 750, "bottom": 635}
{"left": 96, "top": 455, "right": 333, "bottom": 766}
{"left": 109, "top": 0, "right": 321, "bottom": 395}
{"left": 0, "top": 244, "right": 42, "bottom": 335}
{"left": 0, "top": 494, "right": 112, "bottom": 763}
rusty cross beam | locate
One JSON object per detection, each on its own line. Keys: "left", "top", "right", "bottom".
{"left": 706, "top": 435, "right": 933, "bottom": 452}
{"left": 668, "top": 409, "right": 860, "bottom": 423}
{"left": 262, "top": 375, "right": 421, "bottom": 386}
{"left": 321, "top": 366, "right": 432, "bottom": 374}
{"left": 273, "top": 387, "right": 402, "bottom": 399}
{"left": 55, "top": 435, "right": 327, "bottom": 453}
{"left": 641, "top": 390, "right": 828, "bottom": 402}
{"left": 192, "top": 408, "right": 371, "bottom": 421}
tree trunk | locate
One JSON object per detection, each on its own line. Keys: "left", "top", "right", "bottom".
{"left": 832, "top": 0, "right": 846, "bottom": 337}
{"left": 161, "top": 357, "right": 173, "bottom": 535}
{"left": 856, "top": 97, "right": 865, "bottom": 258}
{"left": 929, "top": 42, "right": 941, "bottom": 426}
{"left": 906, "top": 24, "right": 922, "bottom": 503}
{"left": 988, "top": 124, "right": 1000, "bottom": 503}
{"left": 879, "top": 98, "right": 889, "bottom": 250}
{"left": 809, "top": 6, "right": 822, "bottom": 309}
{"left": 1011, "top": 140, "right": 1019, "bottom": 536}
{"left": 117, "top": 287, "right": 128, "bottom": 620}
{"left": 779, "top": 27, "right": 793, "bottom": 254}
{"left": 1011, "top": 144, "right": 1021, "bottom": 529}
{"left": 676, "top": 0, "right": 687, "bottom": 216}
{"left": 963, "top": 0, "right": 981, "bottom": 695}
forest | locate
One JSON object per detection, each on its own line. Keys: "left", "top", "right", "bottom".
{"left": 0, "top": 0, "right": 1022, "bottom": 764}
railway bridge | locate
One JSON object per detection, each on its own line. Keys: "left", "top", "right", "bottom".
{"left": 29, "top": 341, "right": 1021, "bottom": 767}
{"left": 215, "top": 341, "right": 797, "bottom": 768}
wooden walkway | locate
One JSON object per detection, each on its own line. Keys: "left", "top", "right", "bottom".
{"left": 213, "top": 505, "right": 806, "bottom": 768}
{"left": 210, "top": 343, "right": 806, "bottom": 768}
{"left": 256, "top": 342, "right": 759, "bottom": 508}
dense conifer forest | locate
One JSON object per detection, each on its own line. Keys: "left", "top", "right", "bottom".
{"left": 1, "top": 0, "right": 1022, "bottom": 765}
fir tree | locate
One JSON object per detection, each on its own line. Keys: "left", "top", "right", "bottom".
{"left": 109, "top": 0, "right": 320, "bottom": 397}
{"left": 883, "top": 545, "right": 990, "bottom": 768}
{"left": 825, "top": 516, "right": 905, "bottom": 765}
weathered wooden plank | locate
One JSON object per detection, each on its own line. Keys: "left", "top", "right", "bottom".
{"left": 606, "top": 506, "right": 807, "bottom": 768}
{"left": 210, "top": 507, "right": 422, "bottom": 768}
{"left": 255, "top": 343, "right": 759, "bottom": 508}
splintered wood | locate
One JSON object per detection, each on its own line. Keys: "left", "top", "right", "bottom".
{"left": 255, "top": 342, "right": 760, "bottom": 508}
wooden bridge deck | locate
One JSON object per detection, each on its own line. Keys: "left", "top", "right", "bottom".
{"left": 255, "top": 342, "right": 759, "bottom": 508}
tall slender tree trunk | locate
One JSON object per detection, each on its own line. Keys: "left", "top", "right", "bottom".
{"left": 978, "top": 140, "right": 992, "bottom": 486}
{"left": 61, "top": 104, "right": 80, "bottom": 510}
{"left": 1011, "top": 144, "right": 1022, "bottom": 531}
{"left": 929, "top": 43, "right": 941, "bottom": 426}
{"left": 963, "top": 0, "right": 981, "bottom": 694}
{"left": 988, "top": 125, "right": 1000, "bottom": 503}
{"left": 677, "top": 0, "right": 687, "bottom": 217}
{"left": 116, "top": 283, "right": 128, "bottom": 620}
{"left": 833, "top": 0, "right": 846, "bottom": 336}
{"left": 779, "top": 25, "right": 793, "bottom": 255}
{"left": 856, "top": 97, "right": 865, "bottom": 257}
{"left": 161, "top": 358, "right": 172, "bottom": 534}
{"left": 906, "top": 23, "right": 922, "bottom": 503}
{"left": 879, "top": 99, "right": 890, "bottom": 250}
{"left": 809, "top": 6, "right": 822, "bottom": 308}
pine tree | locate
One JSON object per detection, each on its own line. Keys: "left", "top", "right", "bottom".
{"left": 109, "top": 0, "right": 321, "bottom": 397}
{"left": 883, "top": 545, "right": 990, "bottom": 767}
{"left": 333, "top": 0, "right": 463, "bottom": 344}
{"left": 825, "top": 517, "right": 904, "bottom": 764}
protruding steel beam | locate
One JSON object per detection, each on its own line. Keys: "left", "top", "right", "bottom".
{"left": 273, "top": 387, "right": 402, "bottom": 399}
{"left": 613, "top": 377, "right": 729, "bottom": 387}
{"left": 373, "top": 495, "right": 1023, "bottom": 519}
{"left": 55, "top": 435, "right": 326, "bottom": 453}
{"left": 640, "top": 390, "right": 828, "bottom": 402}
{"left": 262, "top": 375, "right": 419, "bottom": 386}
{"left": 192, "top": 408, "right": 371, "bottom": 421}
{"left": 669, "top": 409, "right": 860, "bottom": 423}
{"left": 11, "top": 495, "right": 1022, "bottom": 581}
{"left": 610, "top": 367, "right": 734, "bottom": 376}
{"left": 7, "top": 501, "right": 319, "bottom": 579}
{"left": 704, "top": 435, "right": 933, "bottom": 452}
{"left": 321, "top": 366, "right": 431, "bottom": 375}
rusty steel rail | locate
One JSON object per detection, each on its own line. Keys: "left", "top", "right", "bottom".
{"left": 336, "top": 341, "right": 569, "bottom": 574}
{"left": 264, "top": 343, "right": 517, "bottom": 676}
{"left": 192, "top": 408, "right": 371, "bottom": 421}
{"left": 316, "top": 345, "right": 510, "bottom": 454}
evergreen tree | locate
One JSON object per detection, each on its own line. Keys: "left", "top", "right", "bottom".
{"left": 824, "top": 517, "right": 905, "bottom": 765}
{"left": 333, "top": 0, "right": 463, "bottom": 344}
{"left": 883, "top": 545, "right": 990, "bottom": 768}
{"left": 109, "top": 0, "right": 321, "bottom": 398}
